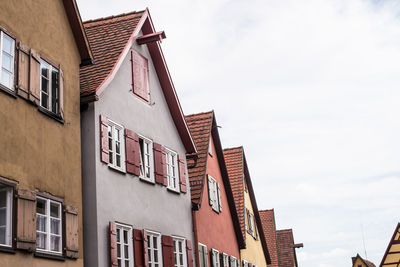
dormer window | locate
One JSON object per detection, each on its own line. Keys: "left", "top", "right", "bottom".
{"left": 131, "top": 50, "right": 149, "bottom": 102}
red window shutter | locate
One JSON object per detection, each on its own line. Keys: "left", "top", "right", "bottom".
{"left": 100, "top": 115, "right": 109, "bottom": 163}
{"left": 17, "top": 42, "right": 30, "bottom": 99}
{"left": 59, "top": 65, "right": 64, "bottom": 119}
{"left": 64, "top": 205, "right": 79, "bottom": 259}
{"left": 153, "top": 143, "right": 167, "bottom": 186}
{"left": 125, "top": 129, "right": 140, "bottom": 176}
{"left": 162, "top": 235, "right": 174, "bottom": 267}
{"left": 109, "top": 222, "right": 118, "bottom": 267}
{"left": 131, "top": 50, "right": 150, "bottom": 102}
{"left": 29, "top": 48, "right": 40, "bottom": 105}
{"left": 186, "top": 240, "right": 194, "bottom": 267}
{"left": 178, "top": 155, "right": 187, "bottom": 193}
{"left": 133, "top": 229, "right": 144, "bottom": 267}
{"left": 16, "top": 189, "right": 36, "bottom": 251}
{"left": 143, "top": 229, "right": 149, "bottom": 267}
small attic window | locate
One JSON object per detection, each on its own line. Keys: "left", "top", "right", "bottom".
{"left": 130, "top": 49, "right": 150, "bottom": 102}
{"left": 208, "top": 137, "right": 212, "bottom": 156}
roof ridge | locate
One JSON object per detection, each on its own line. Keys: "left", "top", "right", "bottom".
{"left": 223, "top": 146, "right": 243, "bottom": 152}
{"left": 259, "top": 208, "right": 274, "bottom": 212}
{"left": 83, "top": 10, "right": 144, "bottom": 25}
{"left": 185, "top": 110, "right": 214, "bottom": 118}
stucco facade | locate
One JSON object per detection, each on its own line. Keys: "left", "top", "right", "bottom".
{"left": 81, "top": 13, "right": 196, "bottom": 267}
{"left": 0, "top": 0, "right": 90, "bottom": 266}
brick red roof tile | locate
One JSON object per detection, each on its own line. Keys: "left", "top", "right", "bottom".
{"left": 223, "top": 147, "right": 245, "bottom": 238}
{"left": 80, "top": 11, "right": 144, "bottom": 96}
{"left": 185, "top": 111, "right": 214, "bottom": 204}
{"left": 260, "top": 209, "right": 279, "bottom": 267}
{"left": 276, "top": 229, "right": 298, "bottom": 267}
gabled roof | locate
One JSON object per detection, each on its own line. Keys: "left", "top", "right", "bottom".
{"left": 80, "top": 9, "right": 196, "bottom": 153}
{"left": 276, "top": 229, "right": 302, "bottom": 267}
{"left": 352, "top": 254, "right": 376, "bottom": 267}
{"left": 223, "top": 147, "right": 271, "bottom": 264}
{"left": 185, "top": 111, "right": 245, "bottom": 249}
{"left": 260, "top": 209, "right": 279, "bottom": 267}
{"left": 62, "top": 0, "right": 93, "bottom": 64}
{"left": 380, "top": 223, "right": 400, "bottom": 267}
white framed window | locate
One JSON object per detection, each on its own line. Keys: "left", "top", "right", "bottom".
{"left": 246, "top": 209, "right": 254, "bottom": 236}
{"left": 229, "top": 256, "right": 238, "bottom": 267}
{"left": 139, "top": 136, "right": 154, "bottom": 181}
{"left": 207, "top": 175, "right": 222, "bottom": 213}
{"left": 166, "top": 149, "right": 179, "bottom": 191}
{"left": 40, "top": 60, "right": 59, "bottom": 113}
{"left": 0, "top": 184, "right": 13, "bottom": 247}
{"left": 242, "top": 260, "right": 248, "bottom": 267}
{"left": 208, "top": 137, "right": 212, "bottom": 156}
{"left": 36, "top": 197, "right": 62, "bottom": 254}
{"left": 0, "top": 31, "right": 15, "bottom": 90}
{"left": 108, "top": 120, "right": 125, "bottom": 172}
{"left": 221, "top": 253, "right": 228, "bottom": 267}
{"left": 211, "top": 248, "right": 219, "bottom": 267}
{"left": 198, "top": 243, "right": 208, "bottom": 267}
{"left": 116, "top": 224, "right": 133, "bottom": 267}
{"left": 147, "top": 231, "right": 162, "bottom": 267}
{"left": 173, "top": 237, "right": 186, "bottom": 267}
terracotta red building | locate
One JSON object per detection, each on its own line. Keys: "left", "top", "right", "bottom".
{"left": 185, "top": 111, "right": 244, "bottom": 267}
{"left": 259, "top": 209, "right": 279, "bottom": 267}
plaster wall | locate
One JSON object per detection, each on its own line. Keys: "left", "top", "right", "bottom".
{"left": 0, "top": 0, "right": 83, "bottom": 266}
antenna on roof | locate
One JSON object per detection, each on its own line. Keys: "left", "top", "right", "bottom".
{"left": 361, "top": 223, "right": 368, "bottom": 259}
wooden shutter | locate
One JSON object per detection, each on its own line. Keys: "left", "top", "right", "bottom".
{"left": 16, "top": 189, "right": 36, "bottom": 251}
{"left": 178, "top": 155, "right": 187, "bottom": 193}
{"left": 162, "top": 235, "right": 174, "bottom": 267}
{"left": 59, "top": 65, "right": 64, "bottom": 119}
{"left": 133, "top": 229, "right": 144, "bottom": 267}
{"left": 29, "top": 48, "right": 40, "bottom": 105}
{"left": 109, "top": 222, "right": 118, "bottom": 267}
{"left": 153, "top": 143, "right": 167, "bottom": 186}
{"left": 131, "top": 50, "right": 150, "bottom": 102}
{"left": 143, "top": 230, "right": 149, "bottom": 267}
{"left": 217, "top": 183, "right": 222, "bottom": 212}
{"left": 17, "top": 42, "right": 30, "bottom": 99}
{"left": 186, "top": 240, "right": 194, "bottom": 267}
{"left": 100, "top": 115, "right": 109, "bottom": 163}
{"left": 207, "top": 176, "right": 213, "bottom": 207}
{"left": 64, "top": 205, "right": 79, "bottom": 259}
{"left": 125, "top": 129, "right": 140, "bottom": 176}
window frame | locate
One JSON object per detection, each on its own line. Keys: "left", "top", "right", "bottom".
{"left": 35, "top": 196, "right": 62, "bottom": 255}
{"left": 246, "top": 209, "right": 255, "bottom": 236}
{"left": 147, "top": 230, "right": 162, "bottom": 267}
{"left": 39, "top": 59, "right": 59, "bottom": 114}
{"left": 139, "top": 135, "right": 154, "bottom": 182}
{"left": 166, "top": 148, "right": 179, "bottom": 192}
{"left": 0, "top": 30, "right": 15, "bottom": 92}
{"left": 221, "top": 253, "right": 228, "bottom": 267}
{"left": 107, "top": 120, "right": 126, "bottom": 172}
{"left": 208, "top": 175, "right": 221, "bottom": 213}
{"left": 116, "top": 223, "right": 134, "bottom": 267}
{"left": 0, "top": 183, "right": 13, "bottom": 248}
{"left": 173, "top": 236, "right": 187, "bottom": 267}
{"left": 198, "top": 243, "right": 208, "bottom": 267}
{"left": 211, "top": 248, "right": 219, "bottom": 267}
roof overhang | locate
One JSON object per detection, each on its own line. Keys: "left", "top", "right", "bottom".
{"left": 137, "top": 31, "right": 166, "bottom": 45}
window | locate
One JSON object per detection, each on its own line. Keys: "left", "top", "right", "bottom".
{"left": 208, "top": 137, "right": 212, "bottom": 156}
{"left": 229, "top": 256, "right": 239, "bottom": 267}
{"left": 208, "top": 175, "right": 222, "bottom": 213}
{"left": 198, "top": 243, "right": 208, "bottom": 267}
{"left": 166, "top": 149, "right": 179, "bottom": 191}
{"left": 117, "top": 224, "right": 133, "bottom": 267}
{"left": 246, "top": 209, "right": 254, "bottom": 236}
{"left": 242, "top": 260, "right": 248, "bottom": 267}
{"left": 173, "top": 237, "right": 186, "bottom": 267}
{"left": 211, "top": 249, "right": 219, "bottom": 267}
{"left": 36, "top": 197, "right": 62, "bottom": 254}
{"left": 0, "top": 31, "right": 15, "bottom": 90}
{"left": 139, "top": 136, "right": 154, "bottom": 181}
{"left": 108, "top": 120, "right": 125, "bottom": 171}
{"left": 40, "top": 60, "right": 59, "bottom": 114}
{"left": 0, "top": 184, "right": 12, "bottom": 247}
{"left": 220, "top": 253, "right": 228, "bottom": 267}
{"left": 147, "top": 231, "right": 162, "bottom": 267}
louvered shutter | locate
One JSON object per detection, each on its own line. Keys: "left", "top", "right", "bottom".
{"left": 131, "top": 50, "right": 150, "bottom": 102}
{"left": 59, "top": 65, "right": 64, "bottom": 119}
{"left": 217, "top": 183, "right": 222, "bottom": 212}
{"left": 207, "top": 176, "right": 213, "bottom": 207}
{"left": 109, "top": 222, "right": 118, "bottom": 267}
{"left": 125, "top": 129, "right": 140, "bottom": 176}
{"left": 186, "top": 240, "right": 194, "bottom": 267}
{"left": 162, "top": 235, "right": 174, "bottom": 267}
{"left": 29, "top": 48, "right": 40, "bottom": 105}
{"left": 100, "top": 115, "right": 109, "bottom": 163}
{"left": 143, "top": 230, "right": 149, "bottom": 267}
{"left": 64, "top": 205, "right": 79, "bottom": 259}
{"left": 16, "top": 189, "right": 36, "bottom": 251}
{"left": 134, "top": 229, "right": 144, "bottom": 267}
{"left": 17, "top": 42, "right": 30, "bottom": 99}
{"left": 178, "top": 155, "right": 187, "bottom": 193}
{"left": 153, "top": 143, "right": 167, "bottom": 186}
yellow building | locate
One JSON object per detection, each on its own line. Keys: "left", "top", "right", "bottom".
{"left": 351, "top": 254, "right": 376, "bottom": 267}
{"left": 380, "top": 223, "right": 400, "bottom": 267}
{"left": 224, "top": 147, "right": 271, "bottom": 267}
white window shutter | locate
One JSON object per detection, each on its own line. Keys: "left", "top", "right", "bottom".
{"left": 208, "top": 176, "right": 214, "bottom": 207}
{"left": 217, "top": 183, "right": 222, "bottom": 212}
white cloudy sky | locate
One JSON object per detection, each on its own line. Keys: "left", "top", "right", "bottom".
{"left": 77, "top": 0, "right": 400, "bottom": 266}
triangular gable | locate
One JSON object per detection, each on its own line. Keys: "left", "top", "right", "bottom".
{"left": 185, "top": 111, "right": 245, "bottom": 249}
{"left": 79, "top": 9, "right": 196, "bottom": 153}
{"left": 260, "top": 209, "right": 279, "bottom": 267}
{"left": 380, "top": 223, "right": 400, "bottom": 267}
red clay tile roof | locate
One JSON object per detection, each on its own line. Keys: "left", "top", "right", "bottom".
{"left": 352, "top": 254, "right": 376, "bottom": 267}
{"left": 185, "top": 111, "right": 213, "bottom": 204}
{"left": 276, "top": 229, "right": 298, "bottom": 267}
{"left": 223, "top": 147, "right": 245, "bottom": 238}
{"left": 260, "top": 209, "right": 279, "bottom": 267}
{"left": 80, "top": 11, "right": 144, "bottom": 96}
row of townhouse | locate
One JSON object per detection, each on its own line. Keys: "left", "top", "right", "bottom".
{"left": 0, "top": 1, "right": 301, "bottom": 267}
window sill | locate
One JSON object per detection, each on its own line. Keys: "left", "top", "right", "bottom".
{"left": 167, "top": 187, "right": 180, "bottom": 194}
{"left": 34, "top": 251, "right": 65, "bottom": 261}
{"left": 38, "top": 106, "right": 64, "bottom": 124}
{"left": 0, "top": 84, "right": 17, "bottom": 99}
{"left": 108, "top": 165, "right": 126, "bottom": 174}
{"left": 0, "top": 245, "right": 15, "bottom": 254}
{"left": 140, "top": 176, "right": 155, "bottom": 185}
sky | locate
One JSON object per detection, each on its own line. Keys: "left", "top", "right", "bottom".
{"left": 77, "top": 0, "right": 400, "bottom": 266}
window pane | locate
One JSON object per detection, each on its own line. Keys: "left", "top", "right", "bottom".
{"left": 153, "top": 236, "right": 157, "bottom": 249}
{"left": 117, "top": 243, "right": 121, "bottom": 257}
{"left": 50, "top": 218, "right": 60, "bottom": 235}
{"left": 116, "top": 154, "right": 121, "bottom": 167}
{"left": 36, "top": 215, "right": 46, "bottom": 232}
{"left": 0, "top": 209, "right": 5, "bottom": 225}
{"left": 123, "top": 230, "right": 128, "bottom": 244}
{"left": 124, "top": 245, "right": 129, "bottom": 258}
{"left": 50, "top": 202, "right": 59, "bottom": 218}
{"left": 2, "top": 53, "right": 12, "bottom": 71}
{"left": 41, "top": 66, "right": 49, "bottom": 80}
{"left": 0, "top": 190, "right": 6, "bottom": 207}
{"left": 118, "top": 259, "right": 121, "bottom": 267}
{"left": 50, "top": 235, "right": 60, "bottom": 252}
{"left": 0, "top": 227, "right": 5, "bottom": 244}
{"left": 41, "top": 92, "right": 48, "bottom": 109}
{"left": 1, "top": 70, "right": 12, "bottom": 88}
{"left": 117, "top": 228, "right": 120, "bottom": 242}
{"left": 2, "top": 35, "right": 13, "bottom": 54}
{"left": 37, "top": 199, "right": 46, "bottom": 215}
{"left": 154, "top": 249, "right": 158, "bottom": 262}
{"left": 36, "top": 232, "right": 47, "bottom": 249}
{"left": 116, "top": 141, "right": 120, "bottom": 154}
{"left": 125, "top": 260, "right": 129, "bottom": 267}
